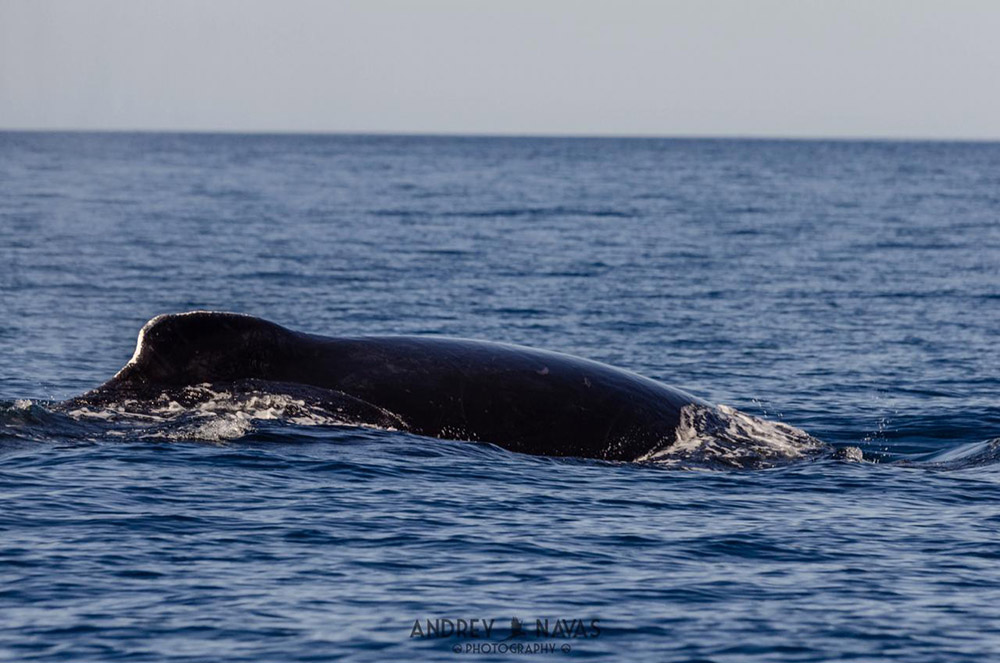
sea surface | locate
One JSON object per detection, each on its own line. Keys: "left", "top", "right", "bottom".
{"left": 1, "top": 132, "right": 999, "bottom": 662}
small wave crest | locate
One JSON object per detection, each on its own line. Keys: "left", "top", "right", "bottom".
{"left": 638, "top": 404, "right": 843, "bottom": 469}
{"left": 909, "top": 438, "right": 1000, "bottom": 470}
{"left": 0, "top": 399, "right": 50, "bottom": 432}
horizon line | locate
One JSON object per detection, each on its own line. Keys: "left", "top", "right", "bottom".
{"left": 2, "top": 127, "right": 999, "bottom": 145}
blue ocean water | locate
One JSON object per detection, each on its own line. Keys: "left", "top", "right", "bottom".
{"left": 1, "top": 132, "right": 999, "bottom": 662}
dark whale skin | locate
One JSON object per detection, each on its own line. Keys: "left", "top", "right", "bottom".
{"left": 72, "top": 311, "right": 709, "bottom": 461}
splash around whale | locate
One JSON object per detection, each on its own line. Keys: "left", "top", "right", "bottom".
{"left": 62, "top": 311, "right": 852, "bottom": 468}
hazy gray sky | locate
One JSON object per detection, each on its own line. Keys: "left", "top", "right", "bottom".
{"left": 2, "top": 0, "right": 999, "bottom": 138}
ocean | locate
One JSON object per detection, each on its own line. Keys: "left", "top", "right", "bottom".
{"left": 1, "top": 132, "right": 998, "bottom": 661}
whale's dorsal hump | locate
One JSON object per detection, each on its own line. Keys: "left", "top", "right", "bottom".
{"left": 110, "top": 311, "right": 293, "bottom": 388}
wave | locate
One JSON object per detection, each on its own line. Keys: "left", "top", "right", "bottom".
{"left": 372, "top": 206, "right": 634, "bottom": 220}
{"left": 908, "top": 438, "right": 1000, "bottom": 471}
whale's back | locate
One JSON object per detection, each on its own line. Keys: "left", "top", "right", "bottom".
{"left": 71, "top": 312, "right": 706, "bottom": 459}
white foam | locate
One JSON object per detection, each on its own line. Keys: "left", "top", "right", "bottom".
{"left": 162, "top": 384, "right": 355, "bottom": 426}
{"left": 66, "top": 406, "right": 119, "bottom": 420}
{"left": 166, "top": 413, "right": 255, "bottom": 442}
{"left": 65, "top": 383, "right": 385, "bottom": 442}
{"left": 637, "top": 403, "right": 829, "bottom": 469}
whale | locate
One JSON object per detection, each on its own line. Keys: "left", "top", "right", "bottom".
{"left": 65, "top": 311, "right": 830, "bottom": 464}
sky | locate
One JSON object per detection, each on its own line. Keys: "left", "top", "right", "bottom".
{"left": 1, "top": 0, "right": 999, "bottom": 139}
